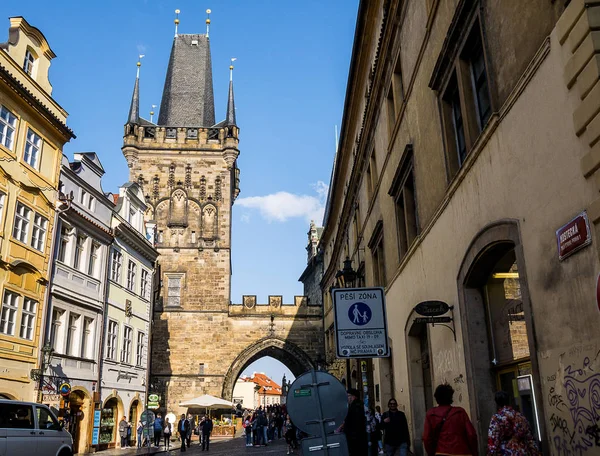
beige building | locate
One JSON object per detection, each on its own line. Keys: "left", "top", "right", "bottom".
{"left": 321, "top": 1, "right": 600, "bottom": 454}
{"left": 0, "top": 17, "right": 74, "bottom": 401}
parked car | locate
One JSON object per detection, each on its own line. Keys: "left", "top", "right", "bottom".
{"left": 0, "top": 399, "right": 73, "bottom": 456}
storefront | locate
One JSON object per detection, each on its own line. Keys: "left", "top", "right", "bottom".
{"left": 99, "top": 398, "right": 119, "bottom": 448}
{"left": 128, "top": 400, "right": 140, "bottom": 447}
{"left": 66, "top": 390, "right": 92, "bottom": 454}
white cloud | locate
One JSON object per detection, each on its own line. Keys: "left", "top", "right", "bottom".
{"left": 240, "top": 213, "right": 251, "bottom": 224}
{"left": 236, "top": 182, "right": 328, "bottom": 224}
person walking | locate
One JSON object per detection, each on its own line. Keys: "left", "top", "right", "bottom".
{"left": 375, "top": 406, "right": 384, "bottom": 454}
{"left": 423, "top": 384, "right": 478, "bottom": 456}
{"left": 154, "top": 413, "right": 164, "bottom": 447}
{"left": 487, "top": 391, "right": 540, "bottom": 455}
{"left": 343, "top": 388, "right": 368, "bottom": 456}
{"left": 284, "top": 414, "right": 297, "bottom": 455}
{"left": 164, "top": 417, "right": 172, "bottom": 450}
{"left": 244, "top": 415, "right": 252, "bottom": 447}
{"left": 381, "top": 398, "right": 410, "bottom": 456}
{"left": 261, "top": 411, "right": 269, "bottom": 446}
{"left": 118, "top": 416, "right": 129, "bottom": 449}
{"left": 201, "top": 415, "right": 213, "bottom": 451}
{"left": 137, "top": 420, "right": 144, "bottom": 448}
{"left": 186, "top": 413, "right": 195, "bottom": 448}
{"left": 178, "top": 413, "right": 190, "bottom": 452}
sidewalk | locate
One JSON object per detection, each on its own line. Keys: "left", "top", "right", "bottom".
{"left": 82, "top": 437, "right": 234, "bottom": 456}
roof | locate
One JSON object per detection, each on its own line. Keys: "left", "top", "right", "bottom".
{"left": 127, "top": 75, "right": 140, "bottom": 124}
{"left": 225, "top": 79, "right": 236, "bottom": 126}
{"left": 158, "top": 34, "right": 215, "bottom": 127}
{"left": 246, "top": 373, "right": 282, "bottom": 396}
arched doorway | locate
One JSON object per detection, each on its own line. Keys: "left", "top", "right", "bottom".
{"left": 100, "top": 395, "right": 123, "bottom": 449}
{"left": 222, "top": 337, "right": 314, "bottom": 401}
{"left": 458, "top": 221, "right": 545, "bottom": 453}
{"left": 68, "top": 389, "right": 91, "bottom": 454}
{"left": 128, "top": 399, "right": 141, "bottom": 447}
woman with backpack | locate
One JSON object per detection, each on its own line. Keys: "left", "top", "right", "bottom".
{"left": 423, "top": 384, "right": 478, "bottom": 456}
{"left": 163, "top": 417, "right": 172, "bottom": 450}
{"left": 244, "top": 415, "right": 252, "bottom": 447}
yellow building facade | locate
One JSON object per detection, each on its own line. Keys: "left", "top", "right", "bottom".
{"left": 0, "top": 17, "right": 74, "bottom": 400}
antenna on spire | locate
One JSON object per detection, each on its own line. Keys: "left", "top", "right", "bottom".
{"left": 150, "top": 105, "right": 157, "bottom": 123}
{"left": 136, "top": 54, "right": 145, "bottom": 78}
{"left": 206, "top": 9, "right": 211, "bottom": 38}
{"left": 174, "top": 9, "right": 181, "bottom": 37}
{"left": 230, "top": 58, "right": 237, "bottom": 82}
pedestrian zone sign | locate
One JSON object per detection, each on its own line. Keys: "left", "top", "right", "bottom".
{"left": 333, "top": 287, "right": 389, "bottom": 358}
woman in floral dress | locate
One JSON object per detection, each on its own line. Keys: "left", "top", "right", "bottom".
{"left": 487, "top": 391, "right": 540, "bottom": 455}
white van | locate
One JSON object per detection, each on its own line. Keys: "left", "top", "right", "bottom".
{"left": 0, "top": 399, "right": 73, "bottom": 456}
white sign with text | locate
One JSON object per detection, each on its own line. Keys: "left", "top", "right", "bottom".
{"left": 333, "top": 287, "right": 389, "bottom": 358}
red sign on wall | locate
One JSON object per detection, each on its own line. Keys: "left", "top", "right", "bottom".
{"left": 556, "top": 212, "right": 592, "bottom": 261}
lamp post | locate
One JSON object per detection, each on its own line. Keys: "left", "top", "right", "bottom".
{"left": 31, "top": 343, "right": 55, "bottom": 402}
{"left": 335, "top": 257, "right": 359, "bottom": 388}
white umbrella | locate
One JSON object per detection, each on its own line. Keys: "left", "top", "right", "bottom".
{"left": 179, "top": 394, "right": 233, "bottom": 409}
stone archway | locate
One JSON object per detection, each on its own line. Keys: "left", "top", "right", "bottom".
{"left": 221, "top": 337, "right": 314, "bottom": 400}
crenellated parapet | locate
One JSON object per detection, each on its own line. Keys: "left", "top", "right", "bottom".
{"left": 229, "top": 295, "right": 322, "bottom": 317}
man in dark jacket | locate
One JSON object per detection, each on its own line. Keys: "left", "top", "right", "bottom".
{"left": 201, "top": 415, "right": 214, "bottom": 451}
{"left": 178, "top": 414, "right": 190, "bottom": 452}
{"left": 343, "top": 388, "right": 368, "bottom": 456}
{"left": 381, "top": 398, "right": 410, "bottom": 455}
{"left": 186, "top": 414, "right": 195, "bottom": 448}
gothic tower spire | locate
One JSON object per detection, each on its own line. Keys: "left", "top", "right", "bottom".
{"left": 127, "top": 57, "right": 142, "bottom": 124}
{"left": 226, "top": 59, "right": 236, "bottom": 126}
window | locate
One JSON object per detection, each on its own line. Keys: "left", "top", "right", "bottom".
{"left": 37, "top": 406, "right": 61, "bottom": 431}
{"left": 366, "top": 151, "right": 378, "bottom": 201}
{"left": 127, "top": 260, "right": 136, "bottom": 291}
{"left": 57, "top": 226, "right": 70, "bottom": 263}
{"left": 435, "top": 19, "right": 492, "bottom": 178}
{"left": 110, "top": 249, "right": 123, "bottom": 282}
{"left": 0, "top": 106, "right": 17, "bottom": 150}
{"left": 106, "top": 320, "right": 118, "bottom": 360}
{"left": 31, "top": 213, "right": 48, "bottom": 251}
{"left": 80, "top": 317, "right": 93, "bottom": 359}
{"left": 199, "top": 363, "right": 205, "bottom": 375}
{"left": 88, "top": 242, "right": 100, "bottom": 277}
{"left": 23, "top": 128, "right": 41, "bottom": 169}
{"left": 140, "top": 269, "right": 150, "bottom": 299}
{"left": 121, "top": 326, "right": 133, "bottom": 364}
{"left": 88, "top": 195, "right": 95, "bottom": 211}
{"left": 0, "top": 290, "right": 19, "bottom": 336}
{"left": 13, "top": 202, "right": 31, "bottom": 243}
{"left": 167, "top": 274, "right": 183, "bottom": 307}
{"left": 128, "top": 207, "right": 136, "bottom": 224}
{"left": 0, "top": 403, "right": 34, "bottom": 429}
{"left": 23, "top": 50, "right": 35, "bottom": 76}
{"left": 80, "top": 190, "right": 87, "bottom": 206}
{"left": 66, "top": 313, "right": 80, "bottom": 356}
{"left": 368, "top": 221, "right": 386, "bottom": 287}
{"left": 0, "top": 192, "right": 6, "bottom": 225}
{"left": 19, "top": 298, "right": 36, "bottom": 340}
{"left": 50, "top": 308, "right": 64, "bottom": 352}
{"left": 389, "top": 145, "right": 419, "bottom": 261}
{"left": 74, "top": 235, "right": 86, "bottom": 270}
{"left": 136, "top": 332, "right": 144, "bottom": 366}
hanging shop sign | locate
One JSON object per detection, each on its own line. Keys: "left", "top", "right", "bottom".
{"left": 414, "top": 301, "right": 449, "bottom": 317}
{"left": 59, "top": 382, "right": 71, "bottom": 397}
{"left": 556, "top": 211, "right": 591, "bottom": 261}
{"left": 148, "top": 393, "right": 160, "bottom": 409}
{"left": 414, "top": 316, "right": 452, "bottom": 324}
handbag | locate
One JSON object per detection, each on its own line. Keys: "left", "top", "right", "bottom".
{"left": 431, "top": 407, "right": 453, "bottom": 454}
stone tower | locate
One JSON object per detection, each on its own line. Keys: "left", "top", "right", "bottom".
{"left": 121, "top": 29, "right": 240, "bottom": 404}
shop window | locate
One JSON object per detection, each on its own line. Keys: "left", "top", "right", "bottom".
{"left": 389, "top": 145, "right": 418, "bottom": 261}
{"left": 23, "top": 49, "right": 36, "bottom": 76}
{"left": 368, "top": 221, "right": 386, "bottom": 287}
{"left": 0, "top": 106, "right": 17, "bottom": 150}
{"left": 23, "top": 128, "right": 41, "bottom": 169}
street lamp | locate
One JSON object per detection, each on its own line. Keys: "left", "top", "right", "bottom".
{"left": 31, "top": 343, "right": 54, "bottom": 401}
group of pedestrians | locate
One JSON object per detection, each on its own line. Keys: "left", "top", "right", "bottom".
{"left": 149, "top": 412, "right": 213, "bottom": 452}
{"left": 241, "top": 404, "right": 303, "bottom": 454}
{"left": 340, "top": 384, "right": 540, "bottom": 456}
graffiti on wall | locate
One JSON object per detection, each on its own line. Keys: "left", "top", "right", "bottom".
{"left": 545, "top": 346, "right": 600, "bottom": 455}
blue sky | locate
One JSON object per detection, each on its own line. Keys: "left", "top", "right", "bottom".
{"left": 6, "top": 0, "right": 358, "bottom": 382}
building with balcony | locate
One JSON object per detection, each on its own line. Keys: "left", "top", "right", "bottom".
{"left": 100, "top": 182, "right": 158, "bottom": 449}
{"left": 44, "top": 152, "right": 113, "bottom": 453}
{"left": 0, "top": 17, "right": 74, "bottom": 401}
{"left": 321, "top": 1, "right": 600, "bottom": 454}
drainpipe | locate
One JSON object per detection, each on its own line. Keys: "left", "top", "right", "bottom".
{"left": 97, "top": 226, "right": 115, "bottom": 406}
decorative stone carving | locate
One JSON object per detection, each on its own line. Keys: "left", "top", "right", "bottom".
{"left": 215, "top": 175, "right": 222, "bottom": 202}
{"left": 269, "top": 296, "right": 282, "bottom": 308}
{"left": 243, "top": 295, "right": 257, "bottom": 309}
{"left": 185, "top": 164, "right": 192, "bottom": 189}
{"left": 169, "top": 189, "right": 188, "bottom": 227}
{"left": 168, "top": 164, "right": 175, "bottom": 187}
{"left": 166, "top": 128, "right": 177, "bottom": 139}
{"left": 200, "top": 175, "right": 206, "bottom": 200}
{"left": 201, "top": 203, "right": 217, "bottom": 239}
{"left": 153, "top": 175, "right": 160, "bottom": 200}
{"left": 187, "top": 128, "right": 198, "bottom": 139}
